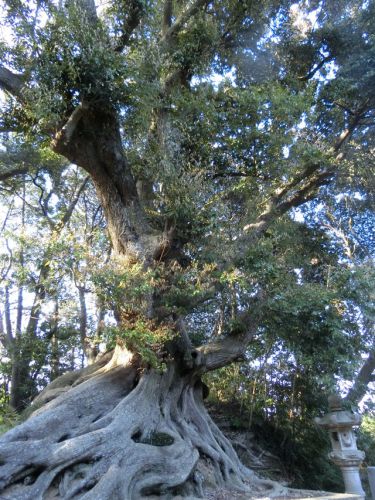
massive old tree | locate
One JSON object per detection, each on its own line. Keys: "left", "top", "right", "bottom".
{"left": 0, "top": 0, "right": 374, "bottom": 497}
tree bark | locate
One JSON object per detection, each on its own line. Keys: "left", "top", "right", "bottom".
{"left": 344, "top": 346, "right": 375, "bottom": 406}
{"left": 4, "top": 286, "right": 13, "bottom": 339}
{"left": 50, "top": 298, "right": 60, "bottom": 381}
{"left": 53, "top": 107, "right": 157, "bottom": 261}
{"left": 0, "top": 345, "right": 285, "bottom": 499}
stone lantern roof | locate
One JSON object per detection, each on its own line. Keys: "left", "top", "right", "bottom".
{"left": 314, "top": 394, "right": 362, "bottom": 430}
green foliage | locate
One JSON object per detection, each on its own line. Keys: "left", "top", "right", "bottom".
{"left": 359, "top": 415, "right": 375, "bottom": 467}
{"left": 92, "top": 259, "right": 154, "bottom": 309}
{"left": 25, "top": 5, "right": 127, "bottom": 131}
{"left": 206, "top": 366, "right": 344, "bottom": 491}
{"left": 0, "top": 403, "right": 18, "bottom": 436}
{"left": 103, "top": 320, "right": 174, "bottom": 369}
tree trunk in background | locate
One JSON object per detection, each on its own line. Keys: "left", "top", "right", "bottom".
{"left": 78, "top": 286, "right": 88, "bottom": 367}
{"left": 15, "top": 181, "right": 25, "bottom": 337}
{"left": 50, "top": 298, "right": 60, "bottom": 381}
{"left": 5, "top": 284, "right": 29, "bottom": 412}
{"left": 4, "top": 286, "right": 12, "bottom": 340}
{"left": 9, "top": 264, "right": 48, "bottom": 410}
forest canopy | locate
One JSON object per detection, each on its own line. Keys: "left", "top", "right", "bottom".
{"left": 0, "top": 0, "right": 374, "bottom": 498}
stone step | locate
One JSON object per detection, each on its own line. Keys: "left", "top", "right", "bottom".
{"left": 274, "top": 492, "right": 363, "bottom": 500}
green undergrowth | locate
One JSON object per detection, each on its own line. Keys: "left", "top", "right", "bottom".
{"left": 206, "top": 398, "right": 344, "bottom": 492}
{"left": 358, "top": 415, "right": 375, "bottom": 498}
{"left": 0, "top": 404, "right": 19, "bottom": 436}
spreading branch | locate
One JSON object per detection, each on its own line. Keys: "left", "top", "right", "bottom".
{"left": 195, "top": 107, "right": 367, "bottom": 372}
{"left": 298, "top": 55, "right": 332, "bottom": 81}
{"left": 243, "top": 108, "right": 366, "bottom": 241}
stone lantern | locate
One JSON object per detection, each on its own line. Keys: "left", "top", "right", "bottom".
{"left": 315, "top": 394, "right": 365, "bottom": 499}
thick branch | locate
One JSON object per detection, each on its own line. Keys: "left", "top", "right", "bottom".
{"left": 332, "top": 109, "right": 364, "bottom": 153}
{"left": 0, "top": 66, "right": 25, "bottom": 98}
{"left": 298, "top": 55, "right": 332, "bottom": 81}
{"left": 52, "top": 103, "right": 88, "bottom": 153}
{"left": 114, "top": 0, "right": 144, "bottom": 52}
{"left": 161, "top": 0, "right": 209, "bottom": 44}
{"left": 196, "top": 306, "right": 263, "bottom": 372}
{"left": 0, "top": 166, "right": 29, "bottom": 182}
{"left": 197, "top": 333, "right": 252, "bottom": 372}
{"left": 344, "top": 347, "right": 375, "bottom": 406}
{"left": 162, "top": 0, "right": 173, "bottom": 35}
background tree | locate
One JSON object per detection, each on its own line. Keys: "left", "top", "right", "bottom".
{"left": 0, "top": 140, "right": 108, "bottom": 409}
{"left": 0, "top": 0, "right": 373, "bottom": 498}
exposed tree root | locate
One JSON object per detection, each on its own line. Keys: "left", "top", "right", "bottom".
{"left": 0, "top": 346, "right": 287, "bottom": 499}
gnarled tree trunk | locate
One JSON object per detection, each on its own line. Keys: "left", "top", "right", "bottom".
{"left": 0, "top": 345, "right": 283, "bottom": 499}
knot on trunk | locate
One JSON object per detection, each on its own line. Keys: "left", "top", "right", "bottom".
{"left": 182, "top": 349, "right": 206, "bottom": 371}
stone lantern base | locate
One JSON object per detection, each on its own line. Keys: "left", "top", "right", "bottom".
{"left": 340, "top": 467, "right": 366, "bottom": 498}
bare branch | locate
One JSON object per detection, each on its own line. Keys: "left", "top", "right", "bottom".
{"left": 298, "top": 55, "right": 332, "bottom": 81}
{"left": 31, "top": 175, "right": 50, "bottom": 220}
{"left": 59, "top": 176, "right": 90, "bottom": 228}
{"left": 162, "top": 0, "right": 173, "bottom": 36}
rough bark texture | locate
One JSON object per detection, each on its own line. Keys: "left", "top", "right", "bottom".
{"left": 0, "top": 346, "right": 284, "bottom": 499}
